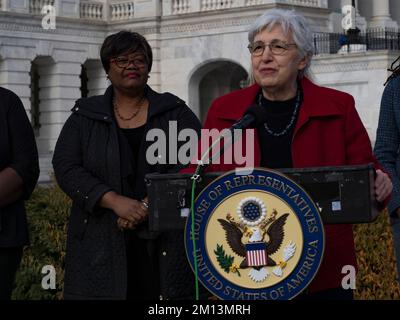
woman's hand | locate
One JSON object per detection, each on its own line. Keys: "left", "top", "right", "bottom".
{"left": 100, "top": 191, "right": 148, "bottom": 226}
{"left": 0, "top": 167, "right": 24, "bottom": 207}
{"left": 375, "top": 169, "right": 392, "bottom": 203}
{"left": 117, "top": 217, "right": 136, "bottom": 230}
{"left": 113, "top": 195, "right": 148, "bottom": 224}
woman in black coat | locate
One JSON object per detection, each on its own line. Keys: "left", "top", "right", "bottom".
{"left": 52, "top": 31, "right": 202, "bottom": 300}
{"left": 0, "top": 87, "right": 39, "bottom": 300}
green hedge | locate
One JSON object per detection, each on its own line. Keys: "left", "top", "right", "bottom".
{"left": 12, "top": 185, "right": 400, "bottom": 299}
{"left": 354, "top": 213, "right": 400, "bottom": 299}
{"left": 12, "top": 184, "right": 69, "bottom": 300}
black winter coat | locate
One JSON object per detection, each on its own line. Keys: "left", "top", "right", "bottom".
{"left": 52, "top": 85, "right": 202, "bottom": 300}
{"left": 0, "top": 87, "right": 39, "bottom": 247}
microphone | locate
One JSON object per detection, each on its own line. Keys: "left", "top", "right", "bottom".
{"left": 185, "top": 104, "right": 267, "bottom": 174}
{"left": 231, "top": 104, "right": 268, "bottom": 130}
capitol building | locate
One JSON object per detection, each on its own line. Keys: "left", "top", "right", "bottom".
{"left": 0, "top": 0, "right": 399, "bottom": 182}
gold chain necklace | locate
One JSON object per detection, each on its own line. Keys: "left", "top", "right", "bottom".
{"left": 113, "top": 96, "right": 145, "bottom": 121}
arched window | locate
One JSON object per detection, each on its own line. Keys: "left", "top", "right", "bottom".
{"left": 29, "top": 62, "right": 41, "bottom": 135}
{"left": 189, "top": 61, "right": 248, "bottom": 123}
{"left": 80, "top": 64, "right": 89, "bottom": 98}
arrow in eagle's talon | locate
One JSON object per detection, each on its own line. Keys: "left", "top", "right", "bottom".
{"left": 272, "top": 267, "right": 283, "bottom": 277}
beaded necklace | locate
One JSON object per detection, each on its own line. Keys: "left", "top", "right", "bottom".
{"left": 258, "top": 87, "right": 302, "bottom": 137}
{"left": 113, "top": 95, "right": 146, "bottom": 121}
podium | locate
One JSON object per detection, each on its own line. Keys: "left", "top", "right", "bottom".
{"left": 145, "top": 164, "right": 379, "bottom": 232}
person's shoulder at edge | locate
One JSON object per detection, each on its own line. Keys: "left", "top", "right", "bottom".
{"left": 0, "top": 86, "right": 19, "bottom": 97}
{"left": 385, "top": 74, "right": 400, "bottom": 92}
{"left": 147, "top": 86, "right": 188, "bottom": 107}
{"left": 68, "top": 86, "right": 115, "bottom": 116}
{"left": 74, "top": 90, "right": 109, "bottom": 107}
{"left": 66, "top": 92, "right": 109, "bottom": 117}
{"left": 0, "top": 86, "right": 24, "bottom": 111}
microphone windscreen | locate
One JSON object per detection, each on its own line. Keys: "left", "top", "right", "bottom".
{"left": 244, "top": 104, "right": 268, "bottom": 127}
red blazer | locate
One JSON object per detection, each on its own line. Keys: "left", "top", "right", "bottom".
{"left": 185, "top": 77, "right": 387, "bottom": 293}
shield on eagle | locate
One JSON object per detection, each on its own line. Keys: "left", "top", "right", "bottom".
{"left": 245, "top": 242, "right": 267, "bottom": 267}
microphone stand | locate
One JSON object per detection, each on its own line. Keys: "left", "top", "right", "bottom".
{"left": 189, "top": 118, "right": 250, "bottom": 300}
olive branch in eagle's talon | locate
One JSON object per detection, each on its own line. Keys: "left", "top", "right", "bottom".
{"left": 214, "top": 244, "right": 241, "bottom": 277}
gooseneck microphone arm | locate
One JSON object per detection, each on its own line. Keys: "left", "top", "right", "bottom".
{"left": 191, "top": 104, "right": 268, "bottom": 181}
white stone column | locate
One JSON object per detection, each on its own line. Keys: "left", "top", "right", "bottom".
{"left": 37, "top": 60, "right": 82, "bottom": 155}
{"left": 0, "top": 57, "right": 33, "bottom": 120}
{"left": 369, "top": 0, "right": 398, "bottom": 29}
{"left": 33, "top": 58, "right": 82, "bottom": 182}
{"left": 1, "top": 0, "right": 9, "bottom": 11}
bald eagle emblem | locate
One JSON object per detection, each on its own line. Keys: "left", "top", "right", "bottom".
{"left": 216, "top": 197, "right": 296, "bottom": 282}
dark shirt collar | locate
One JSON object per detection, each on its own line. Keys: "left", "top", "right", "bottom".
{"left": 259, "top": 91, "right": 299, "bottom": 115}
{"left": 72, "top": 85, "right": 185, "bottom": 122}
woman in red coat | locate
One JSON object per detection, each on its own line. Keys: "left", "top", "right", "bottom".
{"left": 194, "top": 9, "right": 392, "bottom": 299}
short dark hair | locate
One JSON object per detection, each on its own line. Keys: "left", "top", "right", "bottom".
{"left": 100, "top": 31, "right": 153, "bottom": 73}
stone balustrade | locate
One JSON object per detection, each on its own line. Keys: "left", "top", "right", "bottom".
{"left": 29, "top": 0, "right": 55, "bottom": 15}
{"left": 201, "top": 0, "right": 234, "bottom": 11}
{"left": 110, "top": 1, "right": 134, "bottom": 21}
{"left": 172, "top": 0, "right": 190, "bottom": 14}
{"left": 80, "top": 1, "right": 104, "bottom": 20}
{"left": 170, "top": 0, "right": 327, "bottom": 14}
{"left": 2, "top": 0, "right": 397, "bottom": 30}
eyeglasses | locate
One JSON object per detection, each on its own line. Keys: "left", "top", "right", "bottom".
{"left": 111, "top": 56, "right": 147, "bottom": 69}
{"left": 247, "top": 40, "right": 297, "bottom": 56}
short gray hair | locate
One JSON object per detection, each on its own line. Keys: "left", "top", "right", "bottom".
{"left": 248, "top": 9, "right": 314, "bottom": 78}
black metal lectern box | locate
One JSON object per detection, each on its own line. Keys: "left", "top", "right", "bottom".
{"left": 145, "top": 164, "right": 379, "bottom": 231}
